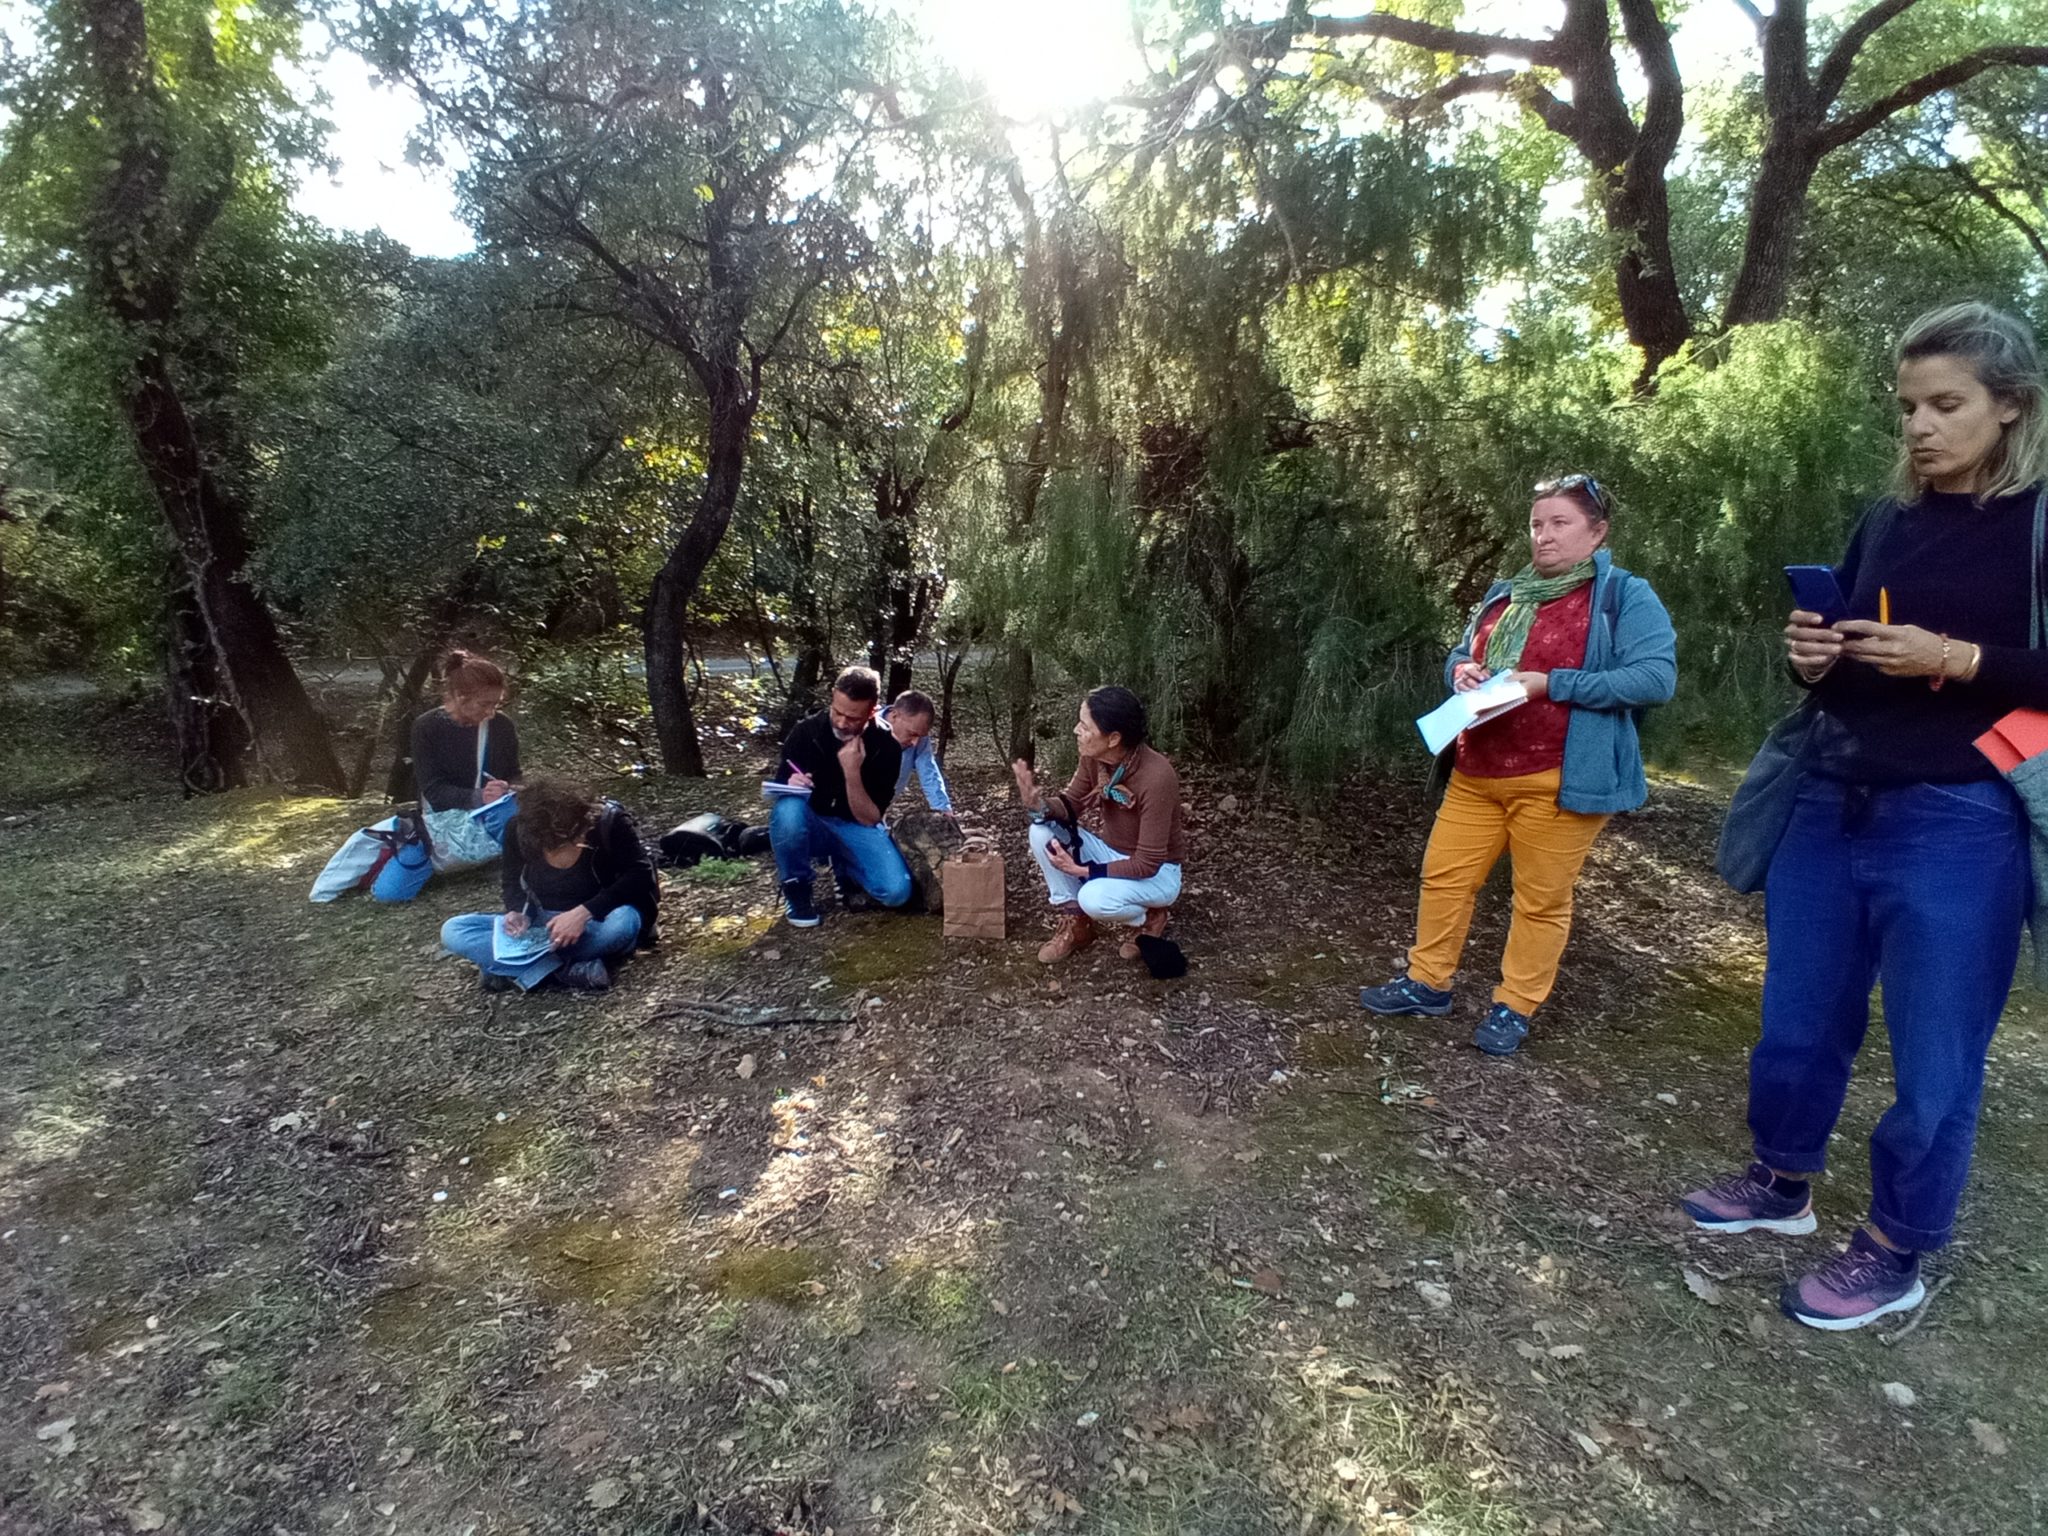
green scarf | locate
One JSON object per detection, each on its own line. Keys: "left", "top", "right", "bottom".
{"left": 1481, "top": 559, "right": 1597, "bottom": 675}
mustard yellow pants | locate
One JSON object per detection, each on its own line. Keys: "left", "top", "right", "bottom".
{"left": 1405, "top": 769, "right": 1609, "bottom": 1015}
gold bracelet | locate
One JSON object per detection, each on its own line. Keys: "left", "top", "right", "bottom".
{"left": 1963, "top": 642, "right": 1984, "bottom": 683}
{"left": 1930, "top": 635, "right": 1951, "bottom": 691}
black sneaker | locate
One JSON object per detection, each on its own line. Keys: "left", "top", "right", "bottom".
{"left": 558, "top": 959, "right": 611, "bottom": 991}
{"left": 782, "top": 878, "right": 821, "bottom": 928}
{"left": 836, "top": 883, "right": 876, "bottom": 914}
{"left": 481, "top": 973, "right": 516, "bottom": 994}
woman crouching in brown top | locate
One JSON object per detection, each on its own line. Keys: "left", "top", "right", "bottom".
{"left": 1012, "top": 686, "right": 1187, "bottom": 963}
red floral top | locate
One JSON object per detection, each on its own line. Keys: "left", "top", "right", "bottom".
{"left": 1456, "top": 584, "right": 1594, "bottom": 779}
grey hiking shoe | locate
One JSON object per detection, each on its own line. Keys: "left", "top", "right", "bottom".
{"left": 1358, "top": 976, "right": 1454, "bottom": 1017}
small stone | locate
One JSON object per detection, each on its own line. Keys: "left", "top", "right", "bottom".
{"left": 1881, "top": 1382, "right": 1917, "bottom": 1409}
{"left": 1334, "top": 1291, "right": 1357, "bottom": 1310}
{"left": 1655, "top": 1092, "right": 1679, "bottom": 1107}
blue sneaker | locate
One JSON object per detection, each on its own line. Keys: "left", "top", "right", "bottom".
{"left": 1358, "top": 976, "right": 1454, "bottom": 1017}
{"left": 1471, "top": 1003, "right": 1531, "bottom": 1055}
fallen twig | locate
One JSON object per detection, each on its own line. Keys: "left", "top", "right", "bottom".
{"left": 480, "top": 1022, "right": 575, "bottom": 1043}
{"left": 1879, "top": 1272, "right": 1953, "bottom": 1346}
{"left": 1497, "top": 1207, "right": 1613, "bottom": 1259}
{"left": 644, "top": 992, "right": 865, "bottom": 1030}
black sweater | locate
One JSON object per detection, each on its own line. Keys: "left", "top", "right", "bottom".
{"left": 412, "top": 709, "right": 522, "bottom": 811}
{"left": 771, "top": 711, "right": 902, "bottom": 822}
{"left": 499, "top": 803, "right": 659, "bottom": 941}
{"left": 1814, "top": 483, "right": 2048, "bottom": 784}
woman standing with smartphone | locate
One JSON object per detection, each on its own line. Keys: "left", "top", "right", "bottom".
{"left": 1683, "top": 302, "right": 2048, "bottom": 1330}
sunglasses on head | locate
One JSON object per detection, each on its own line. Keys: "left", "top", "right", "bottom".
{"left": 1533, "top": 473, "right": 1614, "bottom": 519}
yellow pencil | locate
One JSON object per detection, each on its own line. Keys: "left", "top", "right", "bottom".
{"left": 1880, "top": 587, "right": 1891, "bottom": 625}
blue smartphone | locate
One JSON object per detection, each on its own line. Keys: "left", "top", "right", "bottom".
{"left": 1784, "top": 565, "right": 1848, "bottom": 625}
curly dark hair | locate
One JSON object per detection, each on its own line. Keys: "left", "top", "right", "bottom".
{"left": 515, "top": 777, "right": 597, "bottom": 853}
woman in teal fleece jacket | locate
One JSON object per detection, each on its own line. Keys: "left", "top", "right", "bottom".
{"left": 1360, "top": 478, "right": 1677, "bottom": 1055}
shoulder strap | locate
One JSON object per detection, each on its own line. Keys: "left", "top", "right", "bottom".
{"left": 2032, "top": 486, "right": 2046, "bottom": 651}
{"left": 475, "top": 721, "right": 489, "bottom": 787}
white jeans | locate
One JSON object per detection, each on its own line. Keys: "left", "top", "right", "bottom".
{"left": 1028, "top": 822, "right": 1183, "bottom": 927}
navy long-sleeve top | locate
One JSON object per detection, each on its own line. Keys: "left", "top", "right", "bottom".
{"left": 411, "top": 708, "right": 522, "bottom": 811}
{"left": 1814, "top": 483, "right": 2048, "bottom": 784}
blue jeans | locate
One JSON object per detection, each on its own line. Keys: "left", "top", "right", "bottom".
{"left": 440, "top": 906, "right": 643, "bottom": 990}
{"left": 1750, "top": 778, "right": 2029, "bottom": 1249}
{"left": 768, "top": 796, "right": 912, "bottom": 906}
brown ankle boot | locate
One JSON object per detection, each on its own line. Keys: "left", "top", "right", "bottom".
{"left": 1119, "top": 906, "right": 1171, "bottom": 960}
{"left": 1038, "top": 911, "right": 1097, "bottom": 964}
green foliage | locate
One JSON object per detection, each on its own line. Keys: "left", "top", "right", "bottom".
{"left": 258, "top": 257, "right": 665, "bottom": 660}
{"left": 5, "top": 0, "right": 2048, "bottom": 799}
{"left": 1622, "top": 323, "right": 1895, "bottom": 749}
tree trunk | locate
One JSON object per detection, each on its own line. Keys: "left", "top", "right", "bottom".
{"left": 1603, "top": 171, "right": 1694, "bottom": 380}
{"left": 1722, "top": 145, "right": 1821, "bottom": 328}
{"left": 867, "top": 466, "right": 940, "bottom": 700}
{"left": 164, "top": 572, "right": 249, "bottom": 796}
{"left": 379, "top": 645, "right": 441, "bottom": 801}
{"left": 936, "top": 644, "right": 969, "bottom": 763}
{"left": 1547, "top": 0, "right": 1694, "bottom": 382}
{"left": 1003, "top": 641, "right": 1036, "bottom": 767}
{"left": 644, "top": 373, "right": 754, "bottom": 775}
{"left": 81, "top": 0, "right": 347, "bottom": 795}
{"left": 121, "top": 352, "right": 349, "bottom": 792}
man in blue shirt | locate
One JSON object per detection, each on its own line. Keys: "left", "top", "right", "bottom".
{"left": 877, "top": 689, "right": 967, "bottom": 915}
{"left": 880, "top": 689, "right": 954, "bottom": 815}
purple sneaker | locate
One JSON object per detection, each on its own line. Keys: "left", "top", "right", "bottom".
{"left": 1780, "top": 1230, "right": 1924, "bottom": 1332}
{"left": 1679, "top": 1163, "right": 1817, "bottom": 1235}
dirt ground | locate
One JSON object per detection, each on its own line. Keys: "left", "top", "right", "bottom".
{"left": 3, "top": 681, "right": 2046, "bottom": 1536}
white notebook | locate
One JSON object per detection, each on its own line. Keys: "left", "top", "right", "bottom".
{"left": 1415, "top": 675, "right": 1529, "bottom": 756}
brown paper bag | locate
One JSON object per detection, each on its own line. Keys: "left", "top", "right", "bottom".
{"left": 941, "top": 849, "right": 1006, "bottom": 940}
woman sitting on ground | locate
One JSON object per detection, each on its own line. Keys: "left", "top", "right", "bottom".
{"left": 1012, "top": 686, "right": 1186, "bottom": 964}
{"left": 440, "top": 777, "right": 657, "bottom": 993}
{"left": 376, "top": 649, "right": 524, "bottom": 903}
{"left": 1358, "top": 475, "right": 1677, "bottom": 1056}
{"left": 1682, "top": 301, "right": 2048, "bottom": 1332}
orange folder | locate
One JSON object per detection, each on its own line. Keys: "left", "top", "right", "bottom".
{"left": 1976, "top": 709, "right": 2048, "bottom": 774}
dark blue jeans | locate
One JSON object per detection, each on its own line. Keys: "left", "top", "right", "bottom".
{"left": 1751, "top": 777, "right": 2029, "bottom": 1249}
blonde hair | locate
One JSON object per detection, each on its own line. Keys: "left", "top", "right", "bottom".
{"left": 1892, "top": 301, "right": 2048, "bottom": 501}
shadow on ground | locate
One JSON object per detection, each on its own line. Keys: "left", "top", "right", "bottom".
{"left": 3, "top": 691, "right": 2045, "bottom": 1535}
